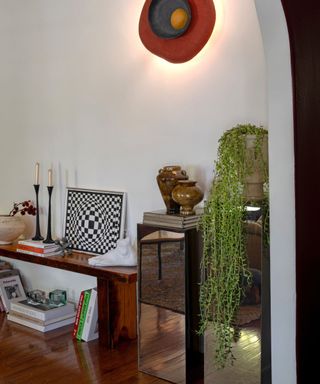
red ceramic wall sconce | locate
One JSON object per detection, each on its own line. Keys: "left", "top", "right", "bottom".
{"left": 139, "top": 0, "right": 216, "bottom": 64}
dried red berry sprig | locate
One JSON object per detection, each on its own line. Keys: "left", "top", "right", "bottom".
{"left": 9, "top": 200, "right": 36, "bottom": 216}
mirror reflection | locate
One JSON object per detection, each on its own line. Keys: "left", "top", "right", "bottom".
{"left": 138, "top": 230, "right": 186, "bottom": 383}
{"left": 138, "top": 213, "right": 270, "bottom": 384}
{"left": 204, "top": 207, "right": 263, "bottom": 383}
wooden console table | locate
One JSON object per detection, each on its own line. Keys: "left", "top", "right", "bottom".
{"left": 0, "top": 244, "right": 137, "bottom": 349}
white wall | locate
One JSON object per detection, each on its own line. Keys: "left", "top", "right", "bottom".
{"left": 255, "top": 1, "right": 296, "bottom": 383}
{"left": 1, "top": 2, "right": 297, "bottom": 382}
{"left": 0, "top": 0, "right": 267, "bottom": 299}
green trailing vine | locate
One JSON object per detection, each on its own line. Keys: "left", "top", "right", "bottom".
{"left": 199, "top": 124, "right": 269, "bottom": 368}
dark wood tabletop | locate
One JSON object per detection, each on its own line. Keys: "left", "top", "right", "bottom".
{"left": 0, "top": 244, "right": 137, "bottom": 283}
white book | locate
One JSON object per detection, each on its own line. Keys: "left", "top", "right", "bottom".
{"left": 17, "top": 240, "right": 58, "bottom": 249}
{"left": 81, "top": 288, "right": 99, "bottom": 342}
{"left": 17, "top": 249, "right": 61, "bottom": 257}
{"left": 7, "top": 313, "right": 75, "bottom": 332}
{"left": 9, "top": 309, "right": 76, "bottom": 326}
{"left": 17, "top": 244, "right": 60, "bottom": 254}
{"left": 0, "top": 274, "right": 27, "bottom": 312}
{"left": 10, "top": 300, "right": 75, "bottom": 321}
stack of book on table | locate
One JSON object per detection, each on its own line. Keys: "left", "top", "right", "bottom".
{"left": 143, "top": 208, "right": 204, "bottom": 229}
{"left": 16, "top": 240, "right": 61, "bottom": 257}
{"left": 73, "top": 287, "right": 98, "bottom": 342}
{"left": 8, "top": 299, "right": 76, "bottom": 332}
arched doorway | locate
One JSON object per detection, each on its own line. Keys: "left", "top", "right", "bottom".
{"left": 256, "top": 1, "right": 320, "bottom": 383}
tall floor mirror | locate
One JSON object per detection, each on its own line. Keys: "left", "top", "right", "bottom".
{"left": 137, "top": 210, "right": 271, "bottom": 384}
{"left": 204, "top": 205, "right": 271, "bottom": 384}
{"left": 137, "top": 225, "right": 203, "bottom": 384}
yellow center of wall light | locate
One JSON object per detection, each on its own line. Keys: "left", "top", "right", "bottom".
{"left": 170, "top": 8, "right": 189, "bottom": 30}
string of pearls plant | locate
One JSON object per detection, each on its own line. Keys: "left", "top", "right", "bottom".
{"left": 198, "top": 124, "right": 269, "bottom": 368}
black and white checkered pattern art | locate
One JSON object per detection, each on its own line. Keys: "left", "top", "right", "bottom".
{"left": 64, "top": 188, "right": 126, "bottom": 255}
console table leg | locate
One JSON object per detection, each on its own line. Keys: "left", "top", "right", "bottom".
{"left": 111, "top": 281, "right": 137, "bottom": 345}
{"left": 97, "top": 277, "right": 111, "bottom": 348}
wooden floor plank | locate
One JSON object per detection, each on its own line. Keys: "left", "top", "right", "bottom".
{"left": 205, "top": 319, "right": 261, "bottom": 384}
{"left": 0, "top": 311, "right": 261, "bottom": 384}
{"left": 0, "top": 313, "right": 168, "bottom": 384}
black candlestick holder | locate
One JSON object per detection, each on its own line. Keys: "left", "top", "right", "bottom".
{"left": 32, "top": 184, "right": 44, "bottom": 241}
{"left": 43, "top": 186, "right": 54, "bottom": 244}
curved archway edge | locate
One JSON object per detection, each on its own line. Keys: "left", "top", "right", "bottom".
{"left": 280, "top": 1, "right": 320, "bottom": 383}
{"left": 257, "top": 1, "right": 320, "bottom": 383}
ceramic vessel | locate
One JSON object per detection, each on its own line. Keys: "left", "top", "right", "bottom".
{"left": 172, "top": 180, "right": 204, "bottom": 216}
{"left": 243, "top": 134, "right": 268, "bottom": 201}
{"left": 0, "top": 215, "right": 25, "bottom": 244}
{"left": 156, "top": 165, "right": 188, "bottom": 214}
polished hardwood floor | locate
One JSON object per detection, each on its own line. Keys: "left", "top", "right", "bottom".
{"left": 0, "top": 313, "right": 167, "bottom": 384}
{"left": 139, "top": 304, "right": 186, "bottom": 383}
{"left": 139, "top": 304, "right": 261, "bottom": 384}
{"left": 205, "top": 319, "right": 261, "bottom": 384}
{"left": 0, "top": 310, "right": 261, "bottom": 384}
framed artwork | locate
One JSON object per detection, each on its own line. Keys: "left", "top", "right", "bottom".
{"left": 0, "top": 273, "right": 27, "bottom": 312}
{"left": 64, "top": 187, "right": 126, "bottom": 255}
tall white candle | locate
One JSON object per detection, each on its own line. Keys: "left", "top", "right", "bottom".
{"left": 35, "top": 162, "right": 40, "bottom": 185}
{"left": 48, "top": 169, "right": 53, "bottom": 187}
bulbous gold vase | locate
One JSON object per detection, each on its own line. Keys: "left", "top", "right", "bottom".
{"left": 156, "top": 165, "right": 188, "bottom": 214}
{"left": 172, "top": 180, "right": 204, "bottom": 216}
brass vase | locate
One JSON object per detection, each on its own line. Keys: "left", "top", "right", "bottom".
{"left": 156, "top": 165, "right": 188, "bottom": 214}
{"left": 172, "top": 180, "right": 204, "bottom": 216}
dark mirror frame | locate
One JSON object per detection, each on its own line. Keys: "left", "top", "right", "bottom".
{"left": 280, "top": 1, "right": 320, "bottom": 382}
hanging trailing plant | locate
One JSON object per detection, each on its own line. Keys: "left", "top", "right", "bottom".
{"left": 198, "top": 123, "right": 269, "bottom": 368}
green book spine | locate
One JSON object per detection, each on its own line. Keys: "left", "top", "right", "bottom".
{"left": 76, "top": 290, "right": 91, "bottom": 341}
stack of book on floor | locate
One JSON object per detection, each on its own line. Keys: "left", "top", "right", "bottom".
{"left": 73, "top": 287, "right": 98, "bottom": 342}
{"left": 143, "top": 208, "right": 204, "bottom": 229}
{"left": 0, "top": 266, "right": 26, "bottom": 313}
{"left": 16, "top": 240, "right": 61, "bottom": 257}
{"left": 8, "top": 299, "right": 76, "bottom": 332}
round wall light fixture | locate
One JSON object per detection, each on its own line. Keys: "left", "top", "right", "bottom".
{"left": 139, "top": 0, "right": 216, "bottom": 64}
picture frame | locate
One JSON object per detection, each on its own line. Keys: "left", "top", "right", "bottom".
{"left": 0, "top": 272, "right": 27, "bottom": 312}
{"left": 64, "top": 187, "right": 126, "bottom": 255}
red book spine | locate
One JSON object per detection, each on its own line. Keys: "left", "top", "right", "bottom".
{"left": 73, "top": 291, "right": 85, "bottom": 338}
{"left": 17, "top": 244, "right": 46, "bottom": 254}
